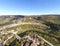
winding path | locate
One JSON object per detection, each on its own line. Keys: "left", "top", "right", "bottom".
{"left": 36, "top": 34, "right": 54, "bottom": 46}
{"left": 3, "top": 35, "right": 14, "bottom": 45}
{"left": 0, "top": 22, "right": 46, "bottom": 30}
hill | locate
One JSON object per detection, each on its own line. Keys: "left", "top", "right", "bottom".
{"left": 0, "top": 15, "right": 60, "bottom": 46}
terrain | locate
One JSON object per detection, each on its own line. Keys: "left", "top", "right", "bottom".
{"left": 0, "top": 15, "right": 60, "bottom": 46}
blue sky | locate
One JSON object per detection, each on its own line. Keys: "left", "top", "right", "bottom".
{"left": 0, "top": 0, "right": 60, "bottom": 15}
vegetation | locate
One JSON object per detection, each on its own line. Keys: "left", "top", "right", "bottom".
{"left": 0, "top": 15, "right": 60, "bottom": 46}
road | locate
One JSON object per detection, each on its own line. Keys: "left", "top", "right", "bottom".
{"left": 3, "top": 30, "right": 21, "bottom": 45}
{"left": 3, "top": 35, "right": 14, "bottom": 45}
{"left": 0, "top": 22, "right": 41, "bottom": 30}
{"left": 11, "top": 30, "right": 21, "bottom": 40}
{"left": 0, "top": 22, "right": 47, "bottom": 30}
{"left": 36, "top": 34, "right": 54, "bottom": 46}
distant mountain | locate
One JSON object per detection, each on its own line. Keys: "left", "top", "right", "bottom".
{"left": 0, "top": 15, "right": 25, "bottom": 26}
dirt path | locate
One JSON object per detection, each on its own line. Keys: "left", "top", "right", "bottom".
{"left": 0, "top": 22, "right": 40, "bottom": 30}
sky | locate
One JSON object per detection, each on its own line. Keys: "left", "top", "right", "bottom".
{"left": 0, "top": 0, "right": 60, "bottom": 15}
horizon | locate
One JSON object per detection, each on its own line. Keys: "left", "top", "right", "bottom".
{"left": 0, "top": 0, "right": 60, "bottom": 15}
{"left": 0, "top": 14, "right": 60, "bottom": 16}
